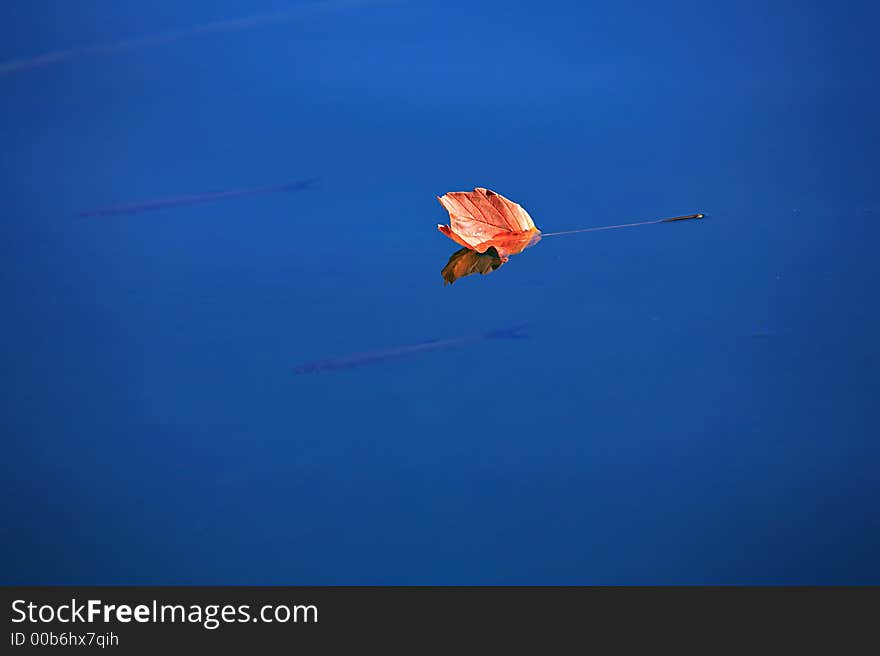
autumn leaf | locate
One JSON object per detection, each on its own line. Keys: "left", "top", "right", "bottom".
{"left": 437, "top": 187, "right": 541, "bottom": 260}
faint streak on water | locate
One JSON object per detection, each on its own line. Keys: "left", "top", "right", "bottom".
{"left": 0, "top": 0, "right": 399, "bottom": 77}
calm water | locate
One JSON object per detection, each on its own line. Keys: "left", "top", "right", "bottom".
{"left": 2, "top": 0, "right": 878, "bottom": 584}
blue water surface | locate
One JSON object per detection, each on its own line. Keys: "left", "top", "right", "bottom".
{"left": 2, "top": 0, "right": 878, "bottom": 584}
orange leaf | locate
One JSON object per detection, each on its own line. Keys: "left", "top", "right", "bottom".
{"left": 437, "top": 187, "right": 541, "bottom": 260}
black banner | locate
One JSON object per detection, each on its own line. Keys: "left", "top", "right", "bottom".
{"left": 2, "top": 587, "right": 876, "bottom": 651}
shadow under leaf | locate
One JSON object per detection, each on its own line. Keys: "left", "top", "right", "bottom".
{"left": 441, "top": 247, "right": 505, "bottom": 284}
{"left": 440, "top": 231, "right": 541, "bottom": 285}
